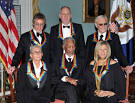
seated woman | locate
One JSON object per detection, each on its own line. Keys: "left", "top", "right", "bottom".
{"left": 84, "top": 41, "right": 126, "bottom": 103}
{"left": 16, "top": 45, "right": 52, "bottom": 103}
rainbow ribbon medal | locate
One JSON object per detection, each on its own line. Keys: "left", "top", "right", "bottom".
{"left": 30, "top": 30, "right": 46, "bottom": 48}
{"left": 93, "top": 58, "right": 111, "bottom": 80}
{"left": 61, "top": 54, "right": 77, "bottom": 76}
{"left": 58, "top": 22, "right": 75, "bottom": 40}
{"left": 27, "top": 61, "right": 47, "bottom": 86}
{"left": 93, "top": 32, "right": 112, "bottom": 42}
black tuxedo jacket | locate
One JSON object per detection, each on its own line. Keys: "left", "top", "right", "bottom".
{"left": 12, "top": 30, "right": 50, "bottom": 67}
{"left": 86, "top": 31, "right": 128, "bottom": 67}
{"left": 16, "top": 61, "right": 52, "bottom": 103}
{"left": 49, "top": 23, "right": 85, "bottom": 63}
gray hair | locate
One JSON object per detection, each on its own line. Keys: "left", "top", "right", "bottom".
{"left": 60, "top": 6, "right": 71, "bottom": 13}
{"left": 95, "top": 15, "right": 108, "bottom": 24}
{"left": 63, "top": 37, "right": 75, "bottom": 46}
{"left": 30, "top": 44, "right": 42, "bottom": 54}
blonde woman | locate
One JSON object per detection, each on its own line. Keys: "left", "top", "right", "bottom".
{"left": 84, "top": 41, "right": 126, "bottom": 103}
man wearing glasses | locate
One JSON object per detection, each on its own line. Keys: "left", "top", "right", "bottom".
{"left": 7, "top": 13, "right": 50, "bottom": 74}
{"left": 86, "top": 15, "right": 132, "bottom": 73}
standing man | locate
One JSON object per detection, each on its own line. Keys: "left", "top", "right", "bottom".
{"left": 86, "top": 15, "right": 132, "bottom": 73}
{"left": 49, "top": 6, "right": 85, "bottom": 63}
{"left": 53, "top": 37, "right": 84, "bottom": 103}
{"left": 8, "top": 13, "right": 50, "bottom": 74}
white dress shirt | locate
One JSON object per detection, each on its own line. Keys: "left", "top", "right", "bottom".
{"left": 33, "top": 29, "right": 42, "bottom": 44}
{"left": 33, "top": 61, "right": 42, "bottom": 88}
{"left": 98, "top": 31, "right": 107, "bottom": 41}
{"left": 61, "top": 54, "right": 74, "bottom": 82}
{"left": 62, "top": 23, "right": 71, "bottom": 39}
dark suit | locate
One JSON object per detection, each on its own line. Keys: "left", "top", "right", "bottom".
{"left": 11, "top": 30, "right": 50, "bottom": 67}
{"left": 49, "top": 23, "right": 85, "bottom": 63}
{"left": 53, "top": 54, "right": 84, "bottom": 103}
{"left": 86, "top": 31, "right": 128, "bottom": 67}
{"left": 16, "top": 61, "right": 52, "bottom": 103}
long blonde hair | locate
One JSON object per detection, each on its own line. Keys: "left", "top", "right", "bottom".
{"left": 94, "top": 41, "right": 111, "bottom": 62}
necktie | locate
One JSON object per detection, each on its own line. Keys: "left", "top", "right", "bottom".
{"left": 68, "top": 58, "right": 72, "bottom": 62}
{"left": 99, "top": 35, "right": 103, "bottom": 41}
{"left": 63, "top": 25, "right": 70, "bottom": 28}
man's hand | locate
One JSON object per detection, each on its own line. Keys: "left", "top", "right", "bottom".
{"left": 109, "top": 22, "right": 117, "bottom": 33}
{"left": 7, "top": 66, "right": 15, "bottom": 75}
{"left": 66, "top": 77, "right": 78, "bottom": 86}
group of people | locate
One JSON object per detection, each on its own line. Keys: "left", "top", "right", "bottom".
{"left": 7, "top": 6, "right": 133, "bottom": 103}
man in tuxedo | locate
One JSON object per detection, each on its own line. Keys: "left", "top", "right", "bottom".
{"left": 7, "top": 13, "right": 50, "bottom": 74}
{"left": 53, "top": 37, "right": 84, "bottom": 103}
{"left": 86, "top": 15, "right": 132, "bottom": 73}
{"left": 49, "top": 6, "right": 85, "bottom": 63}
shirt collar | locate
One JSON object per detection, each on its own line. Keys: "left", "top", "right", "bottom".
{"left": 33, "top": 29, "right": 42, "bottom": 37}
{"left": 33, "top": 60, "right": 42, "bottom": 70}
{"left": 65, "top": 54, "right": 74, "bottom": 62}
{"left": 98, "top": 31, "right": 107, "bottom": 40}
{"left": 62, "top": 23, "right": 70, "bottom": 27}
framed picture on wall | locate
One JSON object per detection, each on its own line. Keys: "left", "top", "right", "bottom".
{"left": 83, "top": 0, "right": 110, "bottom": 23}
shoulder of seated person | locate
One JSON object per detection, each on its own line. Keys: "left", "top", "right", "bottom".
{"left": 90, "top": 60, "right": 95, "bottom": 65}
{"left": 110, "top": 59, "right": 116, "bottom": 65}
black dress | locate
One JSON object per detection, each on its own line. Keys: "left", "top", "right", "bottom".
{"left": 84, "top": 62, "right": 126, "bottom": 103}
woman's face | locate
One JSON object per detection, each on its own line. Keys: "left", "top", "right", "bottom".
{"left": 30, "top": 46, "right": 43, "bottom": 62}
{"left": 98, "top": 44, "right": 108, "bottom": 59}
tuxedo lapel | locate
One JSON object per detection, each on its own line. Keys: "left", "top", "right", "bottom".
{"left": 27, "top": 62, "right": 37, "bottom": 89}
{"left": 27, "top": 61, "right": 48, "bottom": 89}
{"left": 30, "top": 30, "right": 40, "bottom": 44}
{"left": 39, "top": 67, "right": 48, "bottom": 89}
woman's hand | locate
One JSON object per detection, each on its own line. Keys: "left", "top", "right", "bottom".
{"left": 95, "top": 90, "right": 115, "bottom": 97}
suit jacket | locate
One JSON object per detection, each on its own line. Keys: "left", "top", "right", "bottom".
{"left": 86, "top": 31, "right": 128, "bottom": 67}
{"left": 11, "top": 30, "right": 50, "bottom": 67}
{"left": 16, "top": 60, "right": 52, "bottom": 103}
{"left": 49, "top": 23, "right": 85, "bottom": 63}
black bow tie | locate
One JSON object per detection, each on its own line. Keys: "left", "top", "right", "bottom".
{"left": 63, "top": 25, "right": 70, "bottom": 28}
{"left": 68, "top": 58, "right": 72, "bottom": 62}
{"left": 37, "top": 33, "right": 42, "bottom": 37}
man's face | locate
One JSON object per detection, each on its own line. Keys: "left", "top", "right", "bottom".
{"left": 63, "top": 40, "right": 75, "bottom": 56}
{"left": 59, "top": 7, "right": 71, "bottom": 25}
{"left": 95, "top": 17, "right": 108, "bottom": 34}
{"left": 33, "top": 19, "right": 45, "bottom": 33}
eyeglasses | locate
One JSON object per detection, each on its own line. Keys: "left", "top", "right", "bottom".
{"left": 32, "top": 51, "right": 42, "bottom": 55}
{"left": 98, "top": 23, "right": 108, "bottom": 26}
{"left": 34, "top": 23, "right": 44, "bottom": 27}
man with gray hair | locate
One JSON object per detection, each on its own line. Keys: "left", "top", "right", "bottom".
{"left": 53, "top": 37, "right": 84, "bottom": 103}
{"left": 86, "top": 15, "right": 132, "bottom": 73}
{"left": 49, "top": 6, "right": 85, "bottom": 63}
